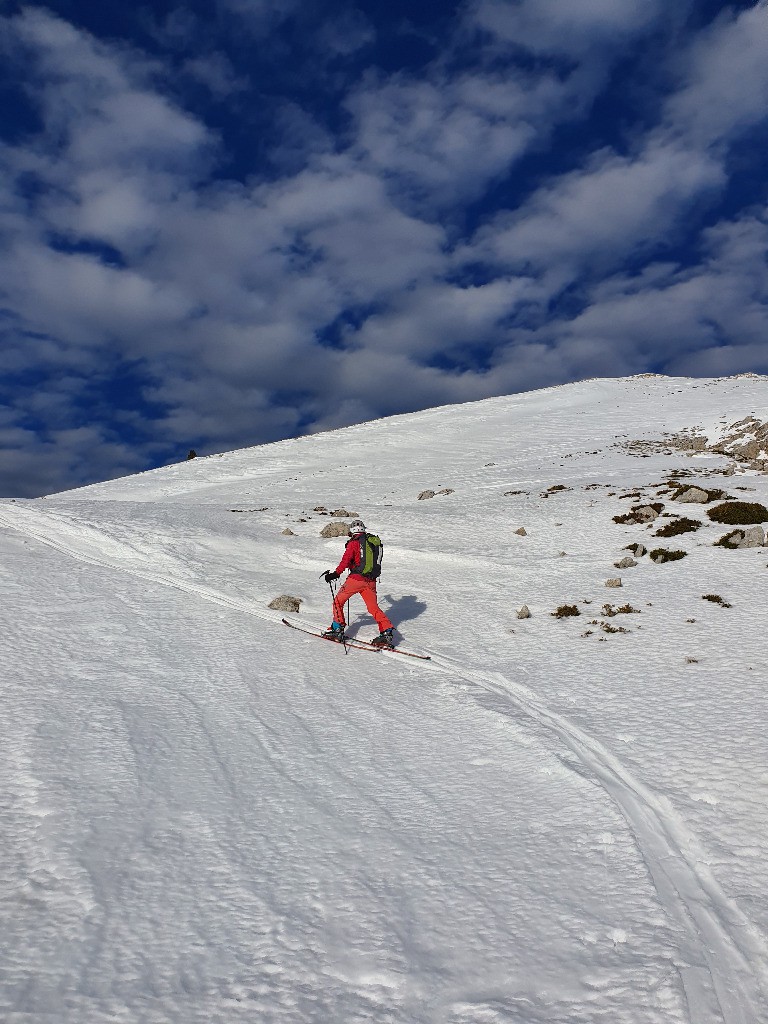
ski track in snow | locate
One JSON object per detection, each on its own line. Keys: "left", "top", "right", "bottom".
{"left": 1, "top": 500, "right": 767, "bottom": 1024}
{"left": 428, "top": 659, "right": 768, "bottom": 1024}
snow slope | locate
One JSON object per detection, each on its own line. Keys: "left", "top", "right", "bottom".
{"left": 1, "top": 375, "right": 767, "bottom": 1024}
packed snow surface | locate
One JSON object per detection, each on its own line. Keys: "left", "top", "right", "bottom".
{"left": 1, "top": 375, "right": 768, "bottom": 1024}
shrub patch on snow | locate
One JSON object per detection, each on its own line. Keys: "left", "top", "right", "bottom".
{"left": 602, "top": 604, "right": 640, "bottom": 616}
{"left": 702, "top": 594, "right": 732, "bottom": 607}
{"left": 650, "top": 548, "right": 687, "bottom": 563}
{"left": 551, "top": 604, "right": 580, "bottom": 618}
{"left": 613, "top": 502, "right": 664, "bottom": 525}
{"left": 588, "top": 619, "right": 631, "bottom": 634}
{"left": 707, "top": 501, "right": 768, "bottom": 524}
{"left": 654, "top": 517, "right": 702, "bottom": 537}
{"left": 541, "top": 484, "right": 572, "bottom": 497}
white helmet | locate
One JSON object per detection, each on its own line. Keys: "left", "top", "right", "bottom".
{"left": 348, "top": 519, "right": 366, "bottom": 534}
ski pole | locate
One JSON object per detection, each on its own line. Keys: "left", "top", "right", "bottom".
{"left": 332, "top": 579, "right": 350, "bottom": 656}
{"left": 324, "top": 575, "right": 349, "bottom": 655}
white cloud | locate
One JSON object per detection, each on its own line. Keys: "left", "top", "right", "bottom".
{"left": 664, "top": 1, "right": 768, "bottom": 146}
{"left": 469, "top": 142, "right": 725, "bottom": 282}
{"left": 145, "top": 375, "right": 309, "bottom": 449}
{"left": 5, "top": 7, "right": 137, "bottom": 90}
{"left": 0, "top": 420, "right": 152, "bottom": 498}
{"left": 346, "top": 65, "right": 598, "bottom": 209}
{"left": 496, "top": 203, "right": 768, "bottom": 380}
{"left": 2, "top": 9, "right": 213, "bottom": 257}
{"left": 466, "top": 0, "right": 667, "bottom": 57}
{"left": 3, "top": 242, "right": 194, "bottom": 350}
{"left": 350, "top": 277, "right": 538, "bottom": 360}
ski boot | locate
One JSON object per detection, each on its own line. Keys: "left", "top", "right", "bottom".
{"left": 322, "top": 622, "right": 346, "bottom": 642}
{"left": 370, "top": 628, "right": 395, "bottom": 648}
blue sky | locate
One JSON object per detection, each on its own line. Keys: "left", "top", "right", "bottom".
{"left": 1, "top": 1, "right": 767, "bottom": 496}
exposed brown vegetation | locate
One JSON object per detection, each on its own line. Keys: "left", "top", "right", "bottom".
{"left": 707, "top": 501, "right": 768, "bottom": 525}
{"left": 654, "top": 517, "right": 702, "bottom": 537}
{"left": 551, "top": 605, "right": 581, "bottom": 618}
{"left": 650, "top": 548, "right": 687, "bottom": 563}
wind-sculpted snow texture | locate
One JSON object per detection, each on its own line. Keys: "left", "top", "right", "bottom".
{"left": 1, "top": 375, "right": 767, "bottom": 1024}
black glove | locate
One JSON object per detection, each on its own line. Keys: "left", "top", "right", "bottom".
{"left": 323, "top": 570, "right": 340, "bottom": 583}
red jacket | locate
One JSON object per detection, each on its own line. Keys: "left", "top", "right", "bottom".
{"left": 335, "top": 537, "right": 364, "bottom": 577}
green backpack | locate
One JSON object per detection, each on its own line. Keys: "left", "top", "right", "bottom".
{"left": 352, "top": 533, "right": 383, "bottom": 579}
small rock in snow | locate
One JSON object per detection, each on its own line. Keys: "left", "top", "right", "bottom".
{"left": 320, "top": 521, "right": 351, "bottom": 538}
{"left": 625, "top": 543, "right": 647, "bottom": 557}
{"left": 268, "top": 595, "right": 302, "bottom": 612}
{"left": 674, "top": 486, "right": 711, "bottom": 503}
{"left": 634, "top": 504, "right": 661, "bottom": 522}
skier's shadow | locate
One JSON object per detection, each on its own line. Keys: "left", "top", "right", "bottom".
{"left": 344, "top": 594, "right": 427, "bottom": 639}
{"left": 382, "top": 594, "right": 427, "bottom": 627}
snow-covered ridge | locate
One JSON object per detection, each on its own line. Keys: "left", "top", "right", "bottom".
{"left": 1, "top": 374, "right": 767, "bottom": 1024}
{"left": 51, "top": 374, "right": 768, "bottom": 502}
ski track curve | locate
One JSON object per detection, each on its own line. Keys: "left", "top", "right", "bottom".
{"left": 428, "top": 657, "right": 768, "bottom": 1024}
{"left": 2, "top": 502, "right": 767, "bottom": 1024}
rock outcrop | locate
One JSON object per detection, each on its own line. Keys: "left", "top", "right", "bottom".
{"left": 716, "top": 526, "right": 765, "bottom": 549}
{"left": 674, "top": 486, "right": 710, "bottom": 503}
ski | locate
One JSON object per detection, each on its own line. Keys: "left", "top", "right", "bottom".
{"left": 282, "top": 618, "right": 431, "bottom": 660}
{"left": 281, "top": 618, "right": 380, "bottom": 652}
{"left": 371, "top": 641, "right": 431, "bottom": 661}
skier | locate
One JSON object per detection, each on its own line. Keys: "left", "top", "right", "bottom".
{"left": 322, "top": 519, "right": 394, "bottom": 647}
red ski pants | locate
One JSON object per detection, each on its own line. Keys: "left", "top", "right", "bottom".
{"left": 333, "top": 576, "right": 393, "bottom": 632}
